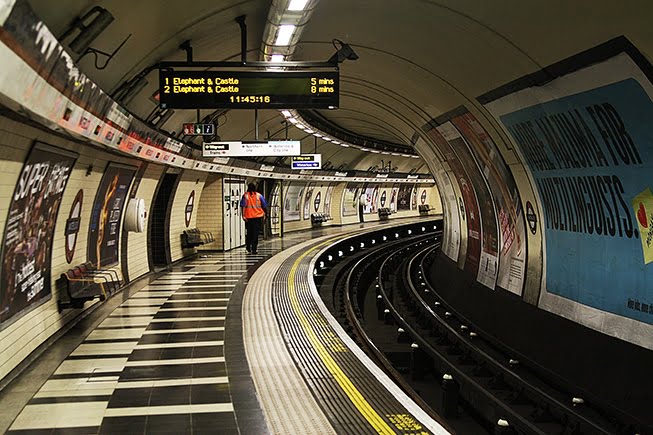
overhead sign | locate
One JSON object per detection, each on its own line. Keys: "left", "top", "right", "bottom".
{"left": 291, "top": 154, "right": 322, "bottom": 170}
{"left": 183, "top": 123, "right": 214, "bottom": 136}
{"left": 203, "top": 141, "right": 300, "bottom": 157}
{"left": 159, "top": 70, "right": 339, "bottom": 109}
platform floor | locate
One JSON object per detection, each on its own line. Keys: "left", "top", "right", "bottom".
{"left": 0, "top": 220, "right": 445, "bottom": 434}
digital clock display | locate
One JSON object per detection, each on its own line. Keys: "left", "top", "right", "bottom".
{"left": 159, "top": 70, "right": 339, "bottom": 109}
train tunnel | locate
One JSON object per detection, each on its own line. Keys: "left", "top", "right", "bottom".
{"left": 0, "top": 0, "right": 651, "bottom": 433}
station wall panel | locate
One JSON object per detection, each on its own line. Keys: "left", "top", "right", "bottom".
{"left": 168, "top": 170, "right": 207, "bottom": 263}
{"left": 196, "top": 174, "right": 224, "bottom": 251}
{"left": 126, "top": 163, "right": 165, "bottom": 281}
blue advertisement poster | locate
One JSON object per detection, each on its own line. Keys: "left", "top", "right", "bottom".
{"left": 499, "top": 77, "right": 653, "bottom": 323}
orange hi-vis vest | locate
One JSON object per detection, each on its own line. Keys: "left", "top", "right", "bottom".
{"left": 242, "top": 192, "right": 265, "bottom": 219}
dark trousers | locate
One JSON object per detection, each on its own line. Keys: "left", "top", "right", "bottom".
{"left": 245, "top": 217, "right": 263, "bottom": 253}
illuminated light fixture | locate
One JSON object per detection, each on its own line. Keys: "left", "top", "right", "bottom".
{"left": 271, "top": 54, "right": 285, "bottom": 62}
{"left": 296, "top": 123, "right": 305, "bottom": 129}
{"left": 288, "top": 117, "right": 298, "bottom": 124}
{"left": 281, "top": 110, "right": 292, "bottom": 117}
{"left": 391, "top": 153, "right": 400, "bottom": 156}
{"left": 304, "top": 129, "right": 314, "bottom": 133}
{"left": 360, "top": 148, "right": 370, "bottom": 152}
{"left": 382, "top": 151, "right": 391, "bottom": 155}
{"left": 340, "top": 143, "right": 349, "bottom": 147}
{"left": 411, "top": 155, "right": 420, "bottom": 159}
{"left": 401, "top": 154, "right": 411, "bottom": 157}
{"left": 322, "top": 137, "right": 331, "bottom": 141}
{"left": 328, "top": 255, "right": 333, "bottom": 261}
{"left": 313, "top": 133, "right": 322, "bottom": 137}
{"left": 370, "top": 150, "right": 380, "bottom": 154}
{"left": 288, "top": 0, "right": 309, "bottom": 11}
{"left": 331, "top": 140, "right": 340, "bottom": 144}
{"left": 275, "top": 24, "right": 295, "bottom": 45}
{"left": 328, "top": 105, "right": 336, "bottom": 109}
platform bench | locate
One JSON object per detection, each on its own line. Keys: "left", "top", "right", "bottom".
{"left": 57, "top": 262, "right": 122, "bottom": 311}
{"left": 182, "top": 228, "right": 215, "bottom": 248}
{"left": 311, "top": 213, "right": 331, "bottom": 226}
{"left": 378, "top": 207, "right": 391, "bottom": 220}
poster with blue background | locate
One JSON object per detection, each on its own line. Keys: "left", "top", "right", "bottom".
{"left": 497, "top": 71, "right": 653, "bottom": 325}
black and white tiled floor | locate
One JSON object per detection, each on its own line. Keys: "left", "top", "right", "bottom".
{"left": 6, "top": 252, "right": 267, "bottom": 434}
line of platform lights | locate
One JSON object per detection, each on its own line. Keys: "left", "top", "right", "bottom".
{"left": 278, "top": 109, "right": 421, "bottom": 159}
{"left": 264, "top": 0, "right": 419, "bottom": 159}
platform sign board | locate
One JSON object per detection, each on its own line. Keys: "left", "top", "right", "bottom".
{"left": 291, "top": 154, "right": 322, "bottom": 170}
{"left": 159, "top": 70, "right": 339, "bottom": 109}
{"left": 182, "top": 123, "right": 214, "bottom": 136}
{"left": 203, "top": 141, "right": 300, "bottom": 158}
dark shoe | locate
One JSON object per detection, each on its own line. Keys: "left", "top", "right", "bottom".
{"left": 252, "top": 251, "right": 258, "bottom": 254}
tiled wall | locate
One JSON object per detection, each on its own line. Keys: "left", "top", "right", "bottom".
{"left": 126, "top": 164, "right": 165, "bottom": 281}
{"left": 0, "top": 115, "right": 140, "bottom": 381}
{"left": 168, "top": 170, "right": 207, "bottom": 263}
{"left": 196, "top": 174, "right": 223, "bottom": 251}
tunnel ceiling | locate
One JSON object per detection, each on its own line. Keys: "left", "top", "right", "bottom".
{"left": 25, "top": 0, "right": 653, "bottom": 174}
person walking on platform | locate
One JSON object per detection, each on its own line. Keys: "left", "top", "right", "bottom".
{"left": 240, "top": 183, "right": 267, "bottom": 254}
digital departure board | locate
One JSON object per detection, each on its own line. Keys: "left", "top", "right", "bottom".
{"left": 159, "top": 70, "right": 339, "bottom": 109}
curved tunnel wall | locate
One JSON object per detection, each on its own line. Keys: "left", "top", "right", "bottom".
{"left": 415, "top": 37, "right": 653, "bottom": 351}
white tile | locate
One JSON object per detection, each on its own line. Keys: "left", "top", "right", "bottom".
{"left": 112, "top": 307, "right": 160, "bottom": 316}
{"left": 10, "top": 402, "right": 108, "bottom": 430}
{"left": 54, "top": 358, "right": 128, "bottom": 375}
{"left": 149, "top": 316, "right": 225, "bottom": 322}
{"left": 86, "top": 329, "right": 144, "bottom": 341}
{"left": 38, "top": 378, "right": 118, "bottom": 394}
{"left": 125, "top": 356, "right": 224, "bottom": 367}
{"left": 180, "top": 284, "right": 235, "bottom": 288}
{"left": 116, "top": 377, "right": 228, "bottom": 389}
{"left": 142, "top": 327, "right": 224, "bottom": 335}
{"left": 103, "top": 403, "right": 233, "bottom": 417}
{"left": 120, "top": 299, "right": 167, "bottom": 307}
{"left": 158, "top": 307, "right": 226, "bottom": 312}
{"left": 70, "top": 342, "right": 138, "bottom": 356}
{"left": 99, "top": 317, "right": 153, "bottom": 328}
{"left": 134, "top": 341, "right": 223, "bottom": 350}
{"left": 165, "top": 298, "right": 230, "bottom": 303}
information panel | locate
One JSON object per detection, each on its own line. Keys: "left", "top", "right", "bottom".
{"left": 291, "top": 154, "right": 322, "bottom": 169}
{"left": 159, "top": 70, "right": 339, "bottom": 109}
{"left": 203, "top": 141, "right": 300, "bottom": 157}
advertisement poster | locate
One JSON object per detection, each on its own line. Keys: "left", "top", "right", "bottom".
{"left": 0, "top": 143, "right": 77, "bottom": 324}
{"left": 303, "top": 183, "right": 315, "bottom": 220}
{"left": 390, "top": 186, "right": 399, "bottom": 212}
{"left": 324, "top": 184, "right": 335, "bottom": 215}
{"left": 284, "top": 183, "right": 303, "bottom": 222}
{"left": 452, "top": 111, "right": 526, "bottom": 295}
{"left": 435, "top": 167, "right": 461, "bottom": 261}
{"left": 342, "top": 184, "right": 359, "bottom": 217}
{"left": 397, "top": 185, "right": 412, "bottom": 211}
{"left": 87, "top": 163, "right": 136, "bottom": 268}
{"left": 363, "top": 186, "right": 377, "bottom": 214}
{"left": 486, "top": 52, "right": 653, "bottom": 325}
{"left": 437, "top": 122, "right": 500, "bottom": 289}
{"left": 426, "top": 126, "right": 482, "bottom": 278}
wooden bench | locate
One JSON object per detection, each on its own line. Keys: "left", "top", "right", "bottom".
{"left": 181, "top": 228, "right": 215, "bottom": 248}
{"left": 311, "top": 213, "right": 331, "bottom": 226}
{"left": 57, "top": 262, "right": 122, "bottom": 311}
{"left": 378, "top": 207, "right": 391, "bottom": 220}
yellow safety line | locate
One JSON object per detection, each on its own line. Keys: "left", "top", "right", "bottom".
{"left": 287, "top": 242, "right": 397, "bottom": 435}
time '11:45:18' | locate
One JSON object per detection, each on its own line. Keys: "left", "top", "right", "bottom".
{"left": 229, "top": 96, "right": 271, "bottom": 103}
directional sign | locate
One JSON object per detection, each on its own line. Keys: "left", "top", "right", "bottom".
{"left": 291, "top": 154, "right": 322, "bottom": 170}
{"left": 203, "top": 141, "right": 300, "bottom": 157}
